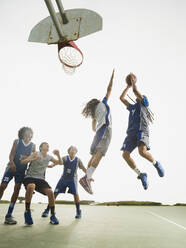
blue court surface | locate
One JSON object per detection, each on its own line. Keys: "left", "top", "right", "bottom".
{"left": 0, "top": 204, "right": 186, "bottom": 248}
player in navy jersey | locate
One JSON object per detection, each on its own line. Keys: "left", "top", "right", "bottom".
{"left": 120, "top": 73, "right": 164, "bottom": 190}
{"left": 0, "top": 127, "right": 35, "bottom": 224}
{"left": 41, "top": 146, "right": 86, "bottom": 219}
{"left": 79, "top": 69, "right": 114, "bottom": 194}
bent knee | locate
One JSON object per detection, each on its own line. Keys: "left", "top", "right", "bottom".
{"left": 138, "top": 149, "right": 146, "bottom": 157}
{"left": 27, "top": 184, "right": 35, "bottom": 191}
{"left": 46, "top": 188, "right": 54, "bottom": 196}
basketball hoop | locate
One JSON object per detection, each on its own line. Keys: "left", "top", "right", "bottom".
{"left": 58, "top": 41, "right": 83, "bottom": 74}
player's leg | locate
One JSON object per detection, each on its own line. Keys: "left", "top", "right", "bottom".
{"left": 80, "top": 128, "right": 111, "bottom": 194}
{"left": 121, "top": 135, "right": 148, "bottom": 190}
{"left": 138, "top": 142, "right": 164, "bottom": 177}
{"left": 42, "top": 193, "right": 58, "bottom": 218}
{"left": 79, "top": 152, "right": 102, "bottom": 195}
{"left": 74, "top": 194, "right": 81, "bottom": 219}
{"left": 44, "top": 188, "right": 59, "bottom": 225}
{"left": 0, "top": 184, "right": 8, "bottom": 200}
{"left": 0, "top": 168, "right": 14, "bottom": 200}
{"left": 24, "top": 182, "right": 35, "bottom": 225}
{"left": 4, "top": 183, "right": 21, "bottom": 224}
{"left": 87, "top": 152, "right": 103, "bottom": 177}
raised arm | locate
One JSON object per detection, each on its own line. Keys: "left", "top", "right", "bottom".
{"left": 105, "top": 69, "right": 114, "bottom": 99}
{"left": 48, "top": 150, "right": 63, "bottom": 168}
{"left": 9, "top": 140, "right": 18, "bottom": 172}
{"left": 120, "top": 85, "right": 131, "bottom": 108}
{"left": 130, "top": 73, "right": 143, "bottom": 101}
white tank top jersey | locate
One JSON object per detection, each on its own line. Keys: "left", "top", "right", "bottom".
{"left": 94, "top": 98, "right": 112, "bottom": 131}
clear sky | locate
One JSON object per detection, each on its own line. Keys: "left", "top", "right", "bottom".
{"left": 0, "top": 0, "right": 186, "bottom": 204}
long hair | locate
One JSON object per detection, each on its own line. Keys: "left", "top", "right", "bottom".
{"left": 18, "top": 127, "right": 33, "bottom": 139}
{"left": 82, "top": 99, "right": 100, "bottom": 119}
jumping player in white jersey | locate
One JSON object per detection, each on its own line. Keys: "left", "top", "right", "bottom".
{"left": 0, "top": 127, "right": 35, "bottom": 224}
{"left": 22, "top": 142, "right": 61, "bottom": 225}
{"left": 120, "top": 73, "right": 164, "bottom": 190}
{"left": 41, "top": 146, "right": 86, "bottom": 219}
{"left": 79, "top": 69, "right": 114, "bottom": 194}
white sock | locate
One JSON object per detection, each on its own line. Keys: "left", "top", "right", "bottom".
{"left": 134, "top": 168, "right": 141, "bottom": 176}
{"left": 152, "top": 160, "right": 156, "bottom": 166}
{"left": 86, "top": 166, "right": 96, "bottom": 179}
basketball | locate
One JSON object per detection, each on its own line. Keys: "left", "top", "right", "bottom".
{"left": 126, "top": 73, "right": 137, "bottom": 86}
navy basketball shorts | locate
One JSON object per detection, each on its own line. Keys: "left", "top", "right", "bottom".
{"left": 1, "top": 168, "right": 25, "bottom": 185}
{"left": 121, "top": 131, "right": 150, "bottom": 153}
{"left": 54, "top": 178, "right": 78, "bottom": 195}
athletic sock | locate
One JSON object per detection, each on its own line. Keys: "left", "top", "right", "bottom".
{"left": 25, "top": 202, "right": 31, "bottom": 211}
{"left": 50, "top": 206, "right": 55, "bottom": 215}
{"left": 152, "top": 160, "right": 157, "bottom": 166}
{"left": 134, "top": 168, "right": 141, "bottom": 176}
{"left": 6, "top": 202, "right": 15, "bottom": 216}
{"left": 86, "top": 166, "right": 96, "bottom": 179}
{"left": 75, "top": 202, "right": 80, "bottom": 212}
{"left": 46, "top": 204, "right": 50, "bottom": 211}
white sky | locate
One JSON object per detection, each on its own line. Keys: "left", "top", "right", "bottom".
{"left": 0, "top": 0, "right": 186, "bottom": 204}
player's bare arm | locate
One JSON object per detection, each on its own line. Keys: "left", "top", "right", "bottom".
{"left": 9, "top": 140, "right": 18, "bottom": 172}
{"left": 130, "top": 73, "right": 143, "bottom": 101}
{"left": 48, "top": 150, "right": 63, "bottom": 167}
{"left": 120, "top": 85, "right": 131, "bottom": 108}
{"left": 92, "top": 119, "right": 96, "bottom": 132}
{"left": 105, "top": 69, "right": 114, "bottom": 99}
{"left": 21, "top": 152, "right": 40, "bottom": 164}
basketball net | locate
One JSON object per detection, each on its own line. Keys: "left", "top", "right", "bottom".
{"left": 58, "top": 41, "right": 83, "bottom": 74}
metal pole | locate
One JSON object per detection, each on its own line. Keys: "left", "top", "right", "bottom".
{"left": 44, "top": 0, "right": 64, "bottom": 39}
{"left": 55, "top": 0, "right": 68, "bottom": 24}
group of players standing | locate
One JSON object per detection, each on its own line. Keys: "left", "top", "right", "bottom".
{"left": 0, "top": 70, "right": 164, "bottom": 225}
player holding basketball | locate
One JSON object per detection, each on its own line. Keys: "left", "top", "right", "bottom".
{"left": 0, "top": 127, "right": 35, "bottom": 224}
{"left": 22, "top": 142, "right": 60, "bottom": 225}
{"left": 41, "top": 146, "right": 86, "bottom": 219}
{"left": 79, "top": 69, "right": 114, "bottom": 194}
{"left": 120, "top": 73, "right": 164, "bottom": 190}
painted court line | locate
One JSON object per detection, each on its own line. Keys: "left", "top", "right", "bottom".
{"left": 147, "top": 211, "right": 186, "bottom": 231}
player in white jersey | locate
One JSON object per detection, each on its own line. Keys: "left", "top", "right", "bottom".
{"left": 79, "top": 69, "right": 114, "bottom": 194}
{"left": 22, "top": 142, "right": 61, "bottom": 225}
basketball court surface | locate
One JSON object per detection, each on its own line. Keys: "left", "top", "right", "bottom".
{"left": 0, "top": 204, "right": 186, "bottom": 248}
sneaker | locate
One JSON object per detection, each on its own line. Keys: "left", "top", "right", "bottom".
{"left": 154, "top": 161, "right": 164, "bottom": 177}
{"left": 75, "top": 209, "right": 82, "bottom": 219}
{"left": 137, "top": 173, "right": 148, "bottom": 190}
{"left": 79, "top": 176, "right": 93, "bottom": 194}
{"left": 41, "top": 209, "right": 49, "bottom": 218}
{"left": 4, "top": 215, "right": 17, "bottom": 225}
{"left": 24, "top": 211, "right": 33, "bottom": 226}
{"left": 50, "top": 214, "right": 59, "bottom": 225}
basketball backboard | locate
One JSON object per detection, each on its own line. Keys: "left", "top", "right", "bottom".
{"left": 28, "top": 8, "right": 102, "bottom": 44}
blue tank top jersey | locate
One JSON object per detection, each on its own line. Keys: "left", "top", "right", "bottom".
{"left": 62, "top": 156, "right": 79, "bottom": 181}
{"left": 126, "top": 96, "right": 150, "bottom": 134}
{"left": 102, "top": 97, "right": 111, "bottom": 126}
{"left": 13, "top": 139, "right": 34, "bottom": 172}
